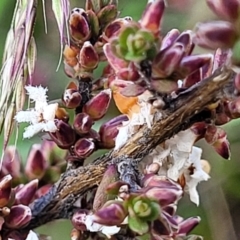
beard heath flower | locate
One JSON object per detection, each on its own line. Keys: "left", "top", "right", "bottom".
{"left": 15, "top": 85, "right": 58, "bottom": 139}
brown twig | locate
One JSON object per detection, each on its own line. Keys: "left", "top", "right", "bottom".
{"left": 24, "top": 67, "right": 233, "bottom": 230}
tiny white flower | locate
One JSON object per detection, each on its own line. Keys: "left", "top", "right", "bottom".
{"left": 15, "top": 85, "right": 58, "bottom": 138}
{"left": 25, "top": 230, "right": 39, "bottom": 240}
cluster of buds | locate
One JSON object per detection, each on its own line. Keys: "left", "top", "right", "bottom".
{"left": 63, "top": 0, "right": 119, "bottom": 78}
{"left": 71, "top": 168, "right": 201, "bottom": 239}
{"left": 0, "top": 141, "right": 67, "bottom": 238}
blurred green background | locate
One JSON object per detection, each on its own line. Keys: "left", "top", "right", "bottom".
{"left": 1, "top": 0, "right": 240, "bottom": 239}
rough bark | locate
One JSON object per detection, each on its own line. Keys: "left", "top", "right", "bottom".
{"left": 24, "top": 67, "right": 233, "bottom": 230}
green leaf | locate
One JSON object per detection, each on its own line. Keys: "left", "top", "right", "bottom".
{"left": 128, "top": 216, "right": 149, "bottom": 235}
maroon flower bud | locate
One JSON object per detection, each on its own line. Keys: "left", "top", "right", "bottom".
{"left": 177, "top": 216, "right": 201, "bottom": 236}
{"left": 69, "top": 8, "right": 91, "bottom": 43}
{"left": 205, "top": 125, "right": 230, "bottom": 159}
{"left": 206, "top": 0, "right": 240, "bottom": 22}
{"left": 183, "top": 69, "right": 201, "bottom": 88}
{"left": 161, "top": 29, "right": 180, "bottom": 50}
{"left": 79, "top": 41, "right": 99, "bottom": 70}
{"left": 140, "top": 0, "right": 165, "bottom": 35}
{"left": 15, "top": 179, "right": 38, "bottom": 205}
{"left": 152, "top": 43, "right": 185, "bottom": 79}
{"left": 234, "top": 73, "right": 240, "bottom": 92}
{"left": 0, "top": 175, "right": 12, "bottom": 208}
{"left": 194, "top": 21, "right": 238, "bottom": 50}
{"left": 86, "top": 10, "right": 99, "bottom": 39}
{"left": 62, "top": 89, "right": 82, "bottom": 109}
{"left": 179, "top": 54, "right": 212, "bottom": 77}
{"left": 73, "top": 113, "right": 93, "bottom": 135}
{"left": 2, "top": 146, "right": 21, "bottom": 179}
{"left": 175, "top": 31, "right": 194, "bottom": 55}
{"left": 94, "top": 200, "right": 127, "bottom": 226}
{"left": 99, "top": 115, "right": 128, "bottom": 149}
{"left": 5, "top": 205, "right": 32, "bottom": 229}
{"left": 25, "top": 144, "right": 47, "bottom": 180}
{"left": 71, "top": 228, "right": 82, "bottom": 240}
{"left": 74, "top": 138, "right": 95, "bottom": 159}
{"left": 49, "top": 120, "right": 76, "bottom": 149}
{"left": 83, "top": 89, "right": 112, "bottom": 120}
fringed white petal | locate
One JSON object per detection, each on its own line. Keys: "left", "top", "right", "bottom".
{"left": 23, "top": 123, "right": 46, "bottom": 139}
{"left": 42, "top": 120, "right": 58, "bottom": 132}
{"left": 43, "top": 103, "right": 58, "bottom": 121}
{"left": 25, "top": 85, "right": 48, "bottom": 103}
{"left": 15, "top": 110, "right": 39, "bottom": 124}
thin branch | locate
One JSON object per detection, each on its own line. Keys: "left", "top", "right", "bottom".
{"left": 24, "top": 67, "right": 233, "bottom": 230}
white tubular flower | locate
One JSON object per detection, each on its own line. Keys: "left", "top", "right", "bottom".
{"left": 147, "top": 129, "right": 210, "bottom": 205}
{"left": 85, "top": 214, "right": 120, "bottom": 238}
{"left": 15, "top": 85, "right": 58, "bottom": 138}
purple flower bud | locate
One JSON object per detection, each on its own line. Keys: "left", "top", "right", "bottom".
{"left": 194, "top": 21, "right": 238, "bottom": 50}
{"left": 177, "top": 216, "right": 201, "bottom": 236}
{"left": 0, "top": 175, "right": 12, "bottom": 208}
{"left": 99, "top": 115, "right": 128, "bottom": 149}
{"left": 5, "top": 204, "right": 32, "bottom": 229}
{"left": 74, "top": 138, "right": 95, "bottom": 159}
{"left": 175, "top": 31, "right": 194, "bottom": 55}
{"left": 140, "top": 0, "right": 165, "bottom": 35}
{"left": 152, "top": 43, "right": 185, "bottom": 79}
{"left": 83, "top": 89, "right": 112, "bottom": 120}
{"left": 73, "top": 113, "right": 93, "bottom": 135}
{"left": 25, "top": 144, "right": 47, "bottom": 180}
{"left": 69, "top": 8, "right": 91, "bottom": 43}
{"left": 161, "top": 29, "right": 180, "bottom": 50}
{"left": 206, "top": 0, "right": 240, "bottom": 22}
{"left": 205, "top": 125, "right": 230, "bottom": 159}
{"left": 49, "top": 120, "right": 76, "bottom": 149}
{"left": 183, "top": 69, "right": 201, "bottom": 88}
{"left": 179, "top": 54, "right": 212, "bottom": 77}
{"left": 94, "top": 200, "right": 127, "bottom": 226}
{"left": 15, "top": 179, "right": 38, "bottom": 205}
{"left": 63, "top": 45, "right": 79, "bottom": 68}
{"left": 79, "top": 41, "right": 99, "bottom": 70}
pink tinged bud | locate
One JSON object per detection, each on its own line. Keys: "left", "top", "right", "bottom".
{"left": 177, "top": 216, "right": 201, "bottom": 236}
{"left": 74, "top": 138, "right": 95, "bottom": 159}
{"left": 49, "top": 120, "right": 76, "bottom": 149}
{"left": 99, "top": 115, "right": 128, "bottom": 149}
{"left": 205, "top": 125, "right": 230, "bottom": 159}
{"left": 235, "top": 73, "right": 240, "bottom": 92}
{"left": 140, "top": 0, "right": 165, "bottom": 35}
{"left": 120, "top": 84, "right": 146, "bottom": 97}
{"left": 161, "top": 29, "right": 180, "bottom": 50}
{"left": 213, "top": 48, "right": 232, "bottom": 72}
{"left": 179, "top": 54, "right": 212, "bottom": 77}
{"left": 175, "top": 31, "right": 194, "bottom": 55}
{"left": 145, "top": 186, "right": 182, "bottom": 207}
{"left": 225, "top": 97, "right": 240, "bottom": 119}
{"left": 79, "top": 41, "right": 99, "bottom": 70}
{"left": 93, "top": 165, "right": 118, "bottom": 211}
{"left": 206, "top": 0, "right": 240, "bottom": 21}
{"left": 103, "top": 43, "right": 129, "bottom": 72}
{"left": 69, "top": 8, "right": 91, "bottom": 43}
{"left": 2, "top": 146, "right": 21, "bottom": 179}
{"left": 73, "top": 113, "right": 93, "bottom": 135}
{"left": 25, "top": 144, "right": 47, "bottom": 180}
{"left": 190, "top": 122, "right": 207, "bottom": 140}
{"left": 116, "top": 62, "right": 140, "bottom": 81}
{"left": 152, "top": 43, "right": 185, "bottom": 79}
{"left": 83, "top": 89, "right": 112, "bottom": 120}
{"left": 194, "top": 21, "right": 238, "bottom": 50}
{"left": 63, "top": 45, "right": 79, "bottom": 68}
{"left": 62, "top": 89, "right": 82, "bottom": 109}
{"left": 15, "top": 179, "right": 38, "bottom": 205}
{"left": 71, "top": 228, "right": 81, "bottom": 240}
{"left": 94, "top": 200, "right": 127, "bottom": 226}
{"left": 0, "top": 175, "right": 12, "bottom": 207}
{"left": 5, "top": 204, "right": 32, "bottom": 229}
